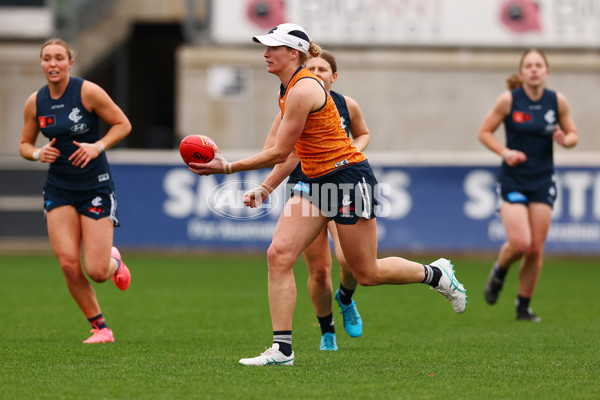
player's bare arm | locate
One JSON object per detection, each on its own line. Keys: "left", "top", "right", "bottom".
{"left": 69, "top": 81, "right": 131, "bottom": 168}
{"left": 262, "top": 113, "right": 282, "bottom": 150}
{"left": 190, "top": 78, "right": 319, "bottom": 176}
{"left": 19, "top": 92, "right": 61, "bottom": 163}
{"left": 345, "top": 95, "right": 370, "bottom": 152}
{"left": 554, "top": 92, "right": 578, "bottom": 148}
{"left": 243, "top": 150, "right": 300, "bottom": 208}
{"left": 478, "top": 91, "right": 526, "bottom": 166}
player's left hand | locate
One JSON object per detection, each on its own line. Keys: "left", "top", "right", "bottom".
{"left": 70, "top": 141, "right": 103, "bottom": 168}
{"left": 243, "top": 185, "right": 270, "bottom": 208}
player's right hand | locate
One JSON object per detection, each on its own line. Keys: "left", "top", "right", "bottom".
{"left": 38, "top": 138, "right": 60, "bottom": 163}
{"left": 504, "top": 149, "right": 527, "bottom": 167}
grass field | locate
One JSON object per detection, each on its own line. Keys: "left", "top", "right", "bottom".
{"left": 1, "top": 252, "right": 599, "bottom": 400}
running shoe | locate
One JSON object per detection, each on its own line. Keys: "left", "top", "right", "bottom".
{"left": 484, "top": 264, "right": 504, "bottom": 305}
{"left": 83, "top": 327, "right": 114, "bottom": 343}
{"left": 431, "top": 258, "right": 467, "bottom": 314}
{"left": 320, "top": 332, "right": 338, "bottom": 351}
{"left": 239, "top": 343, "right": 294, "bottom": 366}
{"left": 335, "top": 289, "right": 363, "bottom": 338}
{"left": 111, "top": 246, "right": 131, "bottom": 291}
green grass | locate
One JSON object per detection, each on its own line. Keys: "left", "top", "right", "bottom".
{"left": 1, "top": 253, "right": 599, "bottom": 399}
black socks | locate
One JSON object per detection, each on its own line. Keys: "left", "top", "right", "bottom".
{"left": 516, "top": 295, "right": 531, "bottom": 312}
{"left": 493, "top": 262, "right": 508, "bottom": 281}
{"left": 422, "top": 264, "right": 442, "bottom": 287}
{"left": 337, "top": 284, "right": 355, "bottom": 306}
{"left": 317, "top": 313, "right": 335, "bottom": 335}
{"left": 273, "top": 330, "right": 292, "bottom": 356}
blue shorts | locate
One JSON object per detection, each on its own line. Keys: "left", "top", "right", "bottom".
{"left": 288, "top": 160, "right": 378, "bottom": 225}
{"left": 497, "top": 180, "right": 557, "bottom": 208}
{"left": 43, "top": 182, "right": 120, "bottom": 226}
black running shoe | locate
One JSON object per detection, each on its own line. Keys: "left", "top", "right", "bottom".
{"left": 516, "top": 307, "right": 542, "bottom": 322}
{"left": 484, "top": 265, "right": 504, "bottom": 305}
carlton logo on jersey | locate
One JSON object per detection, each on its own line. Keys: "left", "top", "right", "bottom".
{"left": 38, "top": 115, "right": 56, "bottom": 128}
{"left": 543, "top": 110, "right": 557, "bottom": 134}
{"left": 68, "top": 107, "right": 89, "bottom": 134}
{"left": 69, "top": 107, "right": 83, "bottom": 123}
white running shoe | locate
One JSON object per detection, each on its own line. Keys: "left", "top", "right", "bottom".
{"left": 239, "top": 343, "right": 294, "bottom": 366}
{"left": 431, "top": 258, "right": 467, "bottom": 314}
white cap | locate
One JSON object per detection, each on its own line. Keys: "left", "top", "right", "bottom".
{"left": 252, "top": 23, "right": 310, "bottom": 53}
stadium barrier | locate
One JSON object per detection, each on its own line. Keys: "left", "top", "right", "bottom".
{"left": 110, "top": 151, "right": 600, "bottom": 254}
{"left": 2, "top": 151, "right": 598, "bottom": 254}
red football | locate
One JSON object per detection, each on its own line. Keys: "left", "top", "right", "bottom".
{"left": 179, "top": 135, "right": 217, "bottom": 166}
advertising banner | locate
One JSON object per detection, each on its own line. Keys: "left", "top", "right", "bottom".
{"left": 211, "top": 0, "right": 600, "bottom": 48}
{"left": 112, "top": 161, "right": 600, "bottom": 254}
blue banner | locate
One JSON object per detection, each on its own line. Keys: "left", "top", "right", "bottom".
{"left": 112, "top": 162, "right": 600, "bottom": 254}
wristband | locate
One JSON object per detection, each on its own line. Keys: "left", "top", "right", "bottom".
{"left": 213, "top": 153, "right": 232, "bottom": 174}
{"left": 501, "top": 148, "right": 514, "bottom": 160}
{"left": 251, "top": 184, "right": 271, "bottom": 206}
{"left": 32, "top": 149, "right": 40, "bottom": 161}
{"left": 94, "top": 141, "right": 105, "bottom": 153}
{"left": 260, "top": 183, "right": 271, "bottom": 195}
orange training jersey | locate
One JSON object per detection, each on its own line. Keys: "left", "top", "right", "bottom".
{"left": 279, "top": 67, "right": 365, "bottom": 178}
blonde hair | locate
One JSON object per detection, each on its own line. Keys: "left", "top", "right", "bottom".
{"left": 506, "top": 48, "right": 549, "bottom": 90}
{"left": 299, "top": 40, "right": 321, "bottom": 65}
{"left": 40, "top": 38, "right": 75, "bottom": 60}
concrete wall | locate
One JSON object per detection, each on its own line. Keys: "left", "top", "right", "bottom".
{"left": 1, "top": 26, "right": 598, "bottom": 158}
{"left": 176, "top": 46, "right": 600, "bottom": 155}
{"left": 0, "top": 44, "right": 48, "bottom": 155}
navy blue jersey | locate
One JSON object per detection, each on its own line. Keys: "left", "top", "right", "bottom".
{"left": 330, "top": 90, "right": 350, "bottom": 137}
{"left": 499, "top": 87, "right": 558, "bottom": 189}
{"left": 36, "top": 77, "right": 112, "bottom": 190}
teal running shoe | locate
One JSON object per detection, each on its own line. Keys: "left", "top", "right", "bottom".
{"left": 320, "top": 332, "right": 338, "bottom": 351}
{"left": 335, "top": 289, "right": 363, "bottom": 338}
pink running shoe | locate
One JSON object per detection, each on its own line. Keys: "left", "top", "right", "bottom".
{"left": 111, "top": 246, "right": 131, "bottom": 291}
{"left": 83, "top": 327, "right": 114, "bottom": 343}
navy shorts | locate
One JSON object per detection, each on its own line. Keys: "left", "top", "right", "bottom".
{"left": 43, "top": 182, "right": 120, "bottom": 226}
{"left": 497, "top": 179, "right": 557, "bottom": 209}
{"left": 287, "top": 163, "right": 305, "bottom": 185}
{"left": 287, "top": 160, "right": 378, "bottom": 225}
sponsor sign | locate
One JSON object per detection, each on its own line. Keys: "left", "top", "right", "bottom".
{"left": 112, "top": 162, "right": 600, "bottom": 254}
{"left": 211, "top": 0, "right": 600, "bottom": 48}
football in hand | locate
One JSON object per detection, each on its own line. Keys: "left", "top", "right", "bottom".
{"left": 179, "top": 135, "right": 217, "bottom": 165}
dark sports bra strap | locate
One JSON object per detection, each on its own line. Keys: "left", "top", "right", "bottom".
{"left": 296, "top": 76, "right": 328, "bottom": 113}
